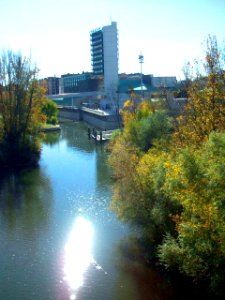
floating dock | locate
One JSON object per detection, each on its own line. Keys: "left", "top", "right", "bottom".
{"left": 89, "top": 129, "right": 115, "bottom": 142}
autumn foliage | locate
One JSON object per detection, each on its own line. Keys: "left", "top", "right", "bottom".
{"left": 109, "top": 35, "right": 225, "bottom": 292}
{"left": 0, "top": 51, "right": 48, "bottom": 168}
{"left": 173, "top": 35, "right": 225, "bottom": 148}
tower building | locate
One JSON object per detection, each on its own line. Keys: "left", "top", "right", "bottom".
{"left": 90, "top": 21, "right": 118, "bottom": 92}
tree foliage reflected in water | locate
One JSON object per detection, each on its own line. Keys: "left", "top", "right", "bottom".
{"left": 114, "top": 237, "right": 173, "bottom": 300}
{"left": 0, "top": 167, "right": 53, "bottom": 237}
{"left": 42, "top": 131, "right": 61, "bottom": 147}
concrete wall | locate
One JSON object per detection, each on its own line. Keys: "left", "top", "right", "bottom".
{"left": 58, "top": 107, "right": 81, "bottom": 121}
{"left": 81, "top": 110, "right": 120, "bottom": 130}
{"left": 58, "top": 107, "right": 121, "bottom": 130}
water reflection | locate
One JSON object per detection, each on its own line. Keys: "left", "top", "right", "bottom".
{"left": 0, "top": 167, "right": 53, "bottom": 236}
{"left": 42, "top": 131, "right": 61, "bottom": 147}
{"left": 64, "top": 216, "right": 94, "bottom": 299}
{"left": 114, "top": 237, "right": 174, "bottom": 300}
{"left": 60, "top": 121, "right": 97, "bottom": 154}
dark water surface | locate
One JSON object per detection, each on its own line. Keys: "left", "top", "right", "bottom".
{"left": 0, "top": 121, "right": 204, "bottom": 300}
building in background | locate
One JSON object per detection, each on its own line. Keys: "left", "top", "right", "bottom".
{"left": 59, "top": 72, "right": 103, "bottom": 93}
{"left": 151, "top": 76, "right": 177, "bottom": 88}
{"left": 40, "top": 76, "right": 59, "bottom": 95}
{"left": 90, "top": 22, "right": 118, "bottom": 92}
{"left": 42, "top": 20, "right": 179, "bottom": 114}
{"left": 60, "top": 73, "right": 90, "bottom": 93}
{"left": 118, "top": 73, "right": 177, "bottom": 93}
{"left": 117, "top": 73, "right": 178, "bottom": 109}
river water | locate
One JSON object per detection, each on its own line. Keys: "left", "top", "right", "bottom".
{"left": 0, "top": 121, "right": 203, "bottom": 300}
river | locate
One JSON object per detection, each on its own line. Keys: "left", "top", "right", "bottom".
{"left": 0, "top": 121, "right": 205, "bottom": 300}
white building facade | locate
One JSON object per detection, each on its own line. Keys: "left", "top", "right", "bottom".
{"left": 90, "top": 22, "right": 118, "bottom": 93}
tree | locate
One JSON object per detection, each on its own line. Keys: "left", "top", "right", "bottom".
{"left": 41, "top": 98, "right": 58, "bottom": 125}
{"left": 109, "top": 35, "right": 225, "bottom": 295}
{"left": 173, "top": 35, "right": 225, "bottom": 148}
{"left": 0, "top": 51, "right": 47, "bottom": 168}
{"left": 158, "top": 132, "right": 225, "bottom": 291}
{"left": 121, "top": 100, "right": 172, "bottom": 152}
{"left": 109, "top": 101, "right": 177, "bottom": 246}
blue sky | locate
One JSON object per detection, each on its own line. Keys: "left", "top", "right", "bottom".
{"left": 1, "top": 0, "right": 225, "bottom": 79}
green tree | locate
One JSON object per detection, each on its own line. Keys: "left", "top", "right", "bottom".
{"left": 109, "top": 36, "right": 225, "bottom": 295}
{"left": 0, "top": 51, "right": 47, "bottom": 168}
{"left": 158, "top": 132, "right": 225, "bottom": 291}
{"left": 121, "top": 100, "right": 172, "bottom": 152}
{"left": 41, "top": 98, "right": 58, "bottom": 125}
{"left": 109, "top": 101, "right": 177, "bottom": 246}
{"left": 128, "top": 111, "right": 172, "bottom": 152}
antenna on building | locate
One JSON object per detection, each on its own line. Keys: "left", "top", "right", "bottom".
{"left": 139, "top": 52, "right": 144, "bottom": 99}
{"left": 109, "top": 11, "right": 112, "bottom": 23}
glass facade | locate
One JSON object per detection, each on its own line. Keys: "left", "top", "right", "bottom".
{"left": 90, "top": 30, "right": 104, "bottom": 75}
{"left": 61, "top": 73, "right": 90, "bottom": 93}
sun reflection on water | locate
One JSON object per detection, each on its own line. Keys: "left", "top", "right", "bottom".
{"left": 64, "top": 216, "right": 94, "bottom": 299}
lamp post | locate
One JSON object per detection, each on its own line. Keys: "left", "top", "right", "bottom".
{"left": 138, "top": 53, "right": 144, "bottom": 100}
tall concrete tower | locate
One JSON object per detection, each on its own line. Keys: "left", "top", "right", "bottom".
{"left": 90, "top": 22, "right": 118, "bottom": 92}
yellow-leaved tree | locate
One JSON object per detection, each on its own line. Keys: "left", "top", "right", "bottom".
{"left": 158, "top": 132, "right": 225, "bottom": 292}
{"left": 0, "top": 51, "right": 47, "bottom": 168}
{"left": 173, "top": 35, "right": 225, "bottom": 148}
{"left": 158, "top": 36, "right": 225, "bottom": 292}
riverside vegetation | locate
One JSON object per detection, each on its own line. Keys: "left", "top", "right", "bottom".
{"left": 0, "top": 51, "right": 58, "bottom": 169}
{"left": 109, "top": 35, "right": 225, "bottom": 296}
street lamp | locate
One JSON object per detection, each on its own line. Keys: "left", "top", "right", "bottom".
{"left": 138, "top": 53, "right": 144, "bottom": 99}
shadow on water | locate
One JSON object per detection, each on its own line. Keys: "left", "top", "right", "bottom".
{"left": 0, "top": 166, "right": 55, "bottom": 300}
{"left": 42, "top": 131, "right": 61, "bottom": 147}
{"left": 41, "top": 120, "right": 95, "bottom": 152}
{"left": 60, "top": 120, "right": 100, "bottom": 154}
{"left": 95, "top": 144, "right": 113, "bottom": 189}
{"left": 0, "top": 166, "right": 53, "bottom": 237}
{"left": 114, "top": 236, "right": 218, "bottom": 300}
{"left": 113, "top": 237, "right": 173, "bottom": 300}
